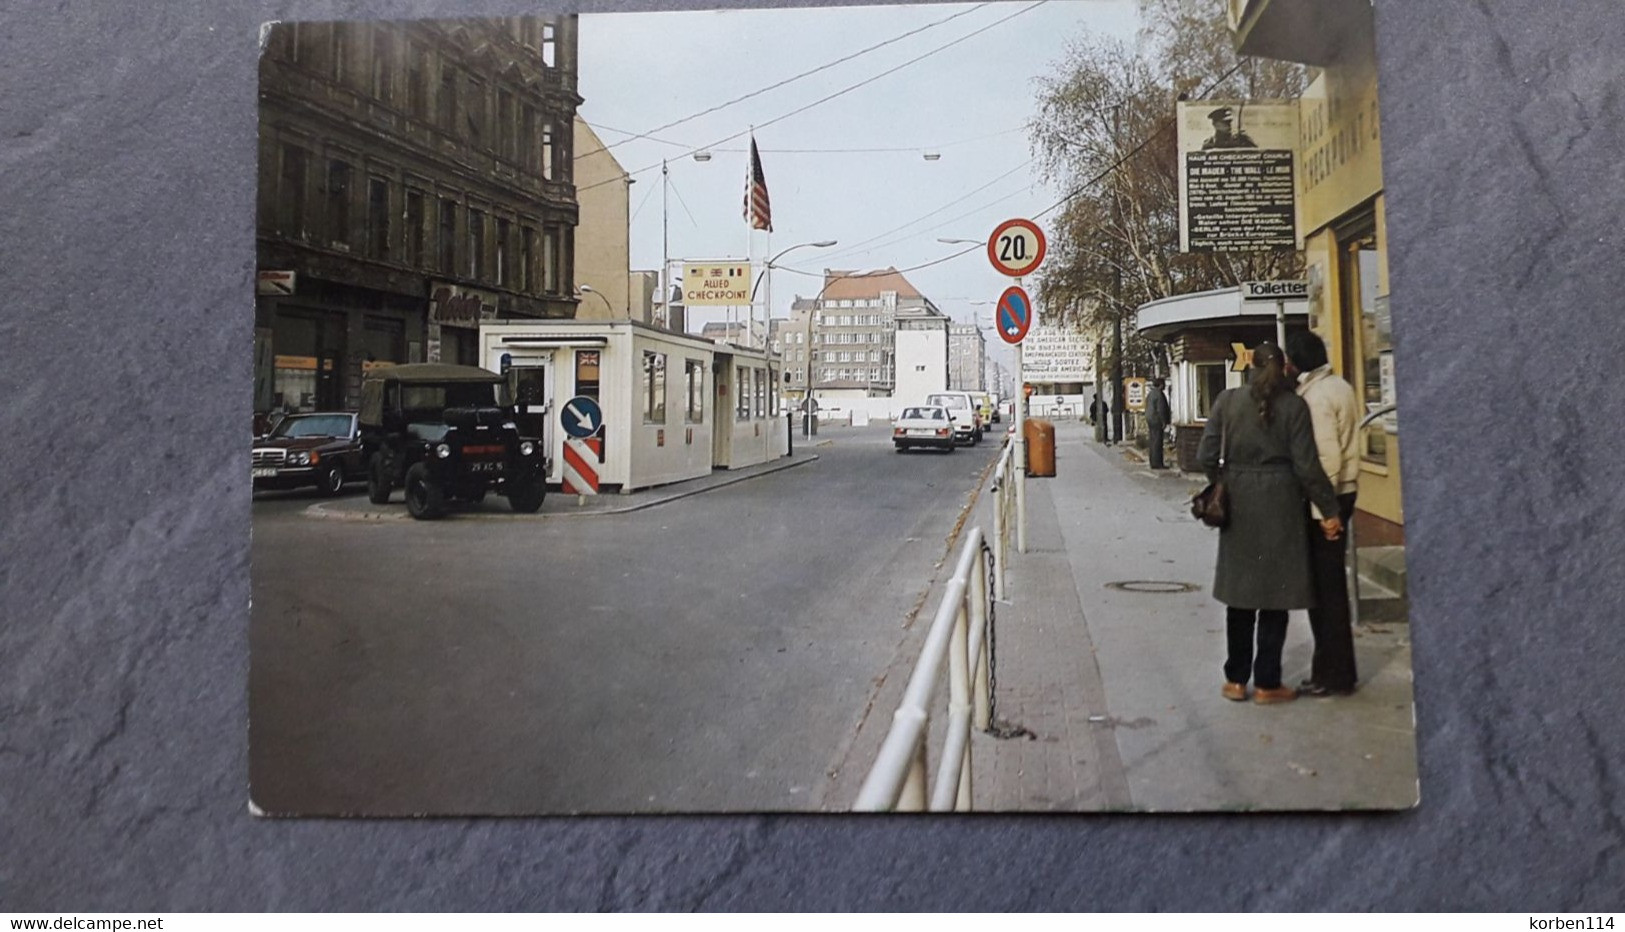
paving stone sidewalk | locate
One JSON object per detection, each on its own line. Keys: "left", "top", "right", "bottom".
{"left": 972, "top": 419, "right": 1419, "bottom": 812}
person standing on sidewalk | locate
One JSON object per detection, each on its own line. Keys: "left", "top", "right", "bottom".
{"left": 1090, "top": 391, "right": 1108, "bottom": 443}
{"left": 1285, "top": 331, "right": 1363, "bottom": 697}
{"left": 1145, "top": 378, "right": 1171, "bottom": 469}
{"left": 1198, "top": 342, "right": 1343, "bottom": 705}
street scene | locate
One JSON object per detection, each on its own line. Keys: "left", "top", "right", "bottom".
{"left": 251, "top": 1, "right": 1416, "bottom": 813}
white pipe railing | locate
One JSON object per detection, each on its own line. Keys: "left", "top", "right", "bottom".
{"left": 990, "top": 440, "right": 1015, "bottom": 601}
{"left": 854, "top": 527, "right": 996, "bottom": 812}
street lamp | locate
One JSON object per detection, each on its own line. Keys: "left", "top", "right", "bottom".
{"left": 577, "top": 284, "right": 613, "bottom": 317}
{"left": 748, "top": 239, "right": 837, "bottom": 349}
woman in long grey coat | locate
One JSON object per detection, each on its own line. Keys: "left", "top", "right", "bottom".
{"left": 1198, "top": 342, "right": 1343, "bottom": 705}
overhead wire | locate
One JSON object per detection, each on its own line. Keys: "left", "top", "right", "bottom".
{"left": 576, "top": 0, "right": 1050, "bottom": 196}
{"left": 574, "top": 2, "right": 993, "bottom": 160}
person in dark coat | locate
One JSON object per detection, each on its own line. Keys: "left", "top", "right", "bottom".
{"left": 1090, "top": 392, "right": 1108, "bottom": 443}
{"left": 1198, "top": 342, "right": 1343, "bottom": 704}
{"left": 1145, "top": 378, "right": 1171, "bottom": 469}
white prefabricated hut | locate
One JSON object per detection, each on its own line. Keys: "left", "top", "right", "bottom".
{"left": 478, "top": 320, "right": 789, "bottom": 492}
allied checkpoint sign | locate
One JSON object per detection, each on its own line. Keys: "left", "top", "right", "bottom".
{"left": 1177, "top": 100, "right": 1298, "bottom": 252}
{"left": 680, "top": 262, "right": 752, "bottom": 306}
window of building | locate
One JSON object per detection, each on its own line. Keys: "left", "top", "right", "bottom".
{"left": 405, "top": 190, "right": 425, "bottom": 266}
{"left": 521, "top": 105, "right": 537, "bottom": 171}
{"left": 520, "top": 225, "right": 536, "bottom": 292}
{"left": 330, "top": 23, "right": 349, "bottom": 85}
{"left": 467, "top": 208, "right": 485, "bottom": 280}
{"left": 735, "top": 367, "right": 750, "bottom": 420}
{"left": 541, "top": 123, "right": 555, "bottom": 180}
{"left": 438, "top": 67, "right": 457, "bottom": 132}
{"left": 496, "top": 218, "right": 510, "bottom": 286}
{"left": 521, "top": 18, "right": 541, "bottom": 49}
{"left": 465, "top": 75, "right": 485, "bottom": 143}
{"left": 642, "top": 351, "right": 667, "bottom": 424}
{"left": 770, "top": 368, "right": 780, "bottom": 415}
{"left": 576, "top": 350, "right": 600, "bottom": 399}
{"left": 326, "top": 160, "right": 351, "bottom": 246}
{"left": 280, "top": 145, "right": 306, "bottom": 237}
{"left": 685, "top": 359, "right": 705, "bottom": 423}
{"left": 367, "top": 177, "right": 389, "bottom": 258}
{"left": 542, "top": 22, "right": 556, "bottom": 67}
{"left": 542, "top": 226, "right": 559, "bottom": 293}
{"left": 497, "top": 90, "right": 514, "bottom": 161}
{"left": 371, "top": 31, "right": 393, "bottom": 103}
{"left": 407, "top": 44, "right": 428, "bottom": 119}
{"left": 1340, "top": 225, "right": 1391, "bottom": 465}
{"left": 751, "top": 368, "right": 765, "bottom": 418}
{"left": 438, "top": 197, "right": 457, "bottom": 273}
{"left": 1194, "top": 363, "right": 1227, "bottom": 419}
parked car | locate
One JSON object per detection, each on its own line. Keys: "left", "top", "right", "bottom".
{"left": 924, "top": 391, "right": 983, "bottom": 445}
{"left": 892, "top": 405, "right": 956, "bottom": 453}
{"left": 358, "top": 363, "right": 548, "bottom": 520}
{"left": 252, "top": 412, "right": 365, "bottom": 496}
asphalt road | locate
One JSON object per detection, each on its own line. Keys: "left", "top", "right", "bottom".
{"left": 250, "top": 425, "right": 1001, "bottom": 814}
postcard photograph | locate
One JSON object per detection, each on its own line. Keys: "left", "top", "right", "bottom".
{"left": 249, "top": 0, "right": 1418, "bottom": 815}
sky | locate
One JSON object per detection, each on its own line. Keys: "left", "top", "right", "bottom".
{"left": 575, "top": 0, "right": 1142, "bottom": 375}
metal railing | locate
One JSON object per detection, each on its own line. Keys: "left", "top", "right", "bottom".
{"left": 853, "top": 526, "right": 995, "bottom": 812}
{"left": 990, "top": 439, "right": 1016, "bottom": 600}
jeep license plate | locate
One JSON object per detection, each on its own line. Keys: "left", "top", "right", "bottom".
{"left": 252, "top": 468, "right": 276, "bottom": 478}
{"left": 468, "top": 462, "right": 503, "bottom": 474}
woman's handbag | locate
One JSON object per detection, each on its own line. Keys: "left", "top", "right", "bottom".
{"left": 1190, "top": 397, "right": 1230, "bottom": 528}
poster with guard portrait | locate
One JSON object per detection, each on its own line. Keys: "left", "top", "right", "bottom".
{"left": 1177, "top": 99, "right": 1299, "bottom": 252}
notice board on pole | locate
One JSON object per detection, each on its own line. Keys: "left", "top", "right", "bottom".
{"left": 1177, "top": 100, "right": 1298, "bottom": 253}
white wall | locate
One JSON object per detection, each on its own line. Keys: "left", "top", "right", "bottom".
{"left": 894, "top": 326, "right": 947, "bottom": 407}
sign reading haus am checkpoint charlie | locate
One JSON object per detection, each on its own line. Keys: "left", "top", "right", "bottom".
{"left": 1177, "top": 100, "right": 1298, "bottom": 252}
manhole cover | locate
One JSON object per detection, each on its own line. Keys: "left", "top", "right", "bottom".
{"left": 1106, "top": 580, "right": 1201, "bottom": 594}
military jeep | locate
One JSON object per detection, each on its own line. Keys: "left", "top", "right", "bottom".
{"left": 358, "top": 363, "right": 547, "bottom": 519}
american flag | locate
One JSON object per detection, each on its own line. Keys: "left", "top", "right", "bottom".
{"left": 744, "top": 135, "right": 772, "bottom": 232}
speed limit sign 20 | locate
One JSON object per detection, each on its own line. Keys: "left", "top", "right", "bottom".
{"left": 987, "top": 218, "right": 1047, "bottom": 278}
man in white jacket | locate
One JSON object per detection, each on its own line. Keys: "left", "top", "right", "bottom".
{"left": 1285, "top": 331, "right": 1362, "bottom": 697}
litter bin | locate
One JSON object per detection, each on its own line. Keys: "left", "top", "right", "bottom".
{"left": 1025, "top": 418, "right": 1056, "bottom": 477}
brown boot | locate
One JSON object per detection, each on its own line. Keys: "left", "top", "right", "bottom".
{"left": 1252, "top": 686, "right": 1297, "bottom": 705}
{"left": 1221, "top": 682, "right": 1248, "bottom": 702}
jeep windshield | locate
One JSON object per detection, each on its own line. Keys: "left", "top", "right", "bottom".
{"left": 270, "top": 414, "right": 353, "bottom": 439}
{"left": 400, "top": 382, "right": 512, "bottom": 416}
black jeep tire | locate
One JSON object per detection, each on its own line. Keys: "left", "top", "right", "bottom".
{"left": 318, "top": 463, "right": 345, "bottom": 496}
{"left": 366, "top": 454, "right": 392, "bottom": 504}
{"left": 507, "top": 478, "right": 545, "bottom": 514}
{"left": 404, "top": 462, "right": 446, "bottom": 519}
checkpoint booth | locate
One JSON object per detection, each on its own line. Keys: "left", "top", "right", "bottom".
{"left": 1134, "top": 286, "right": 1308, "bottom": 472}
{"left": 479, "top": 320, "right": 788, "bottom": 493}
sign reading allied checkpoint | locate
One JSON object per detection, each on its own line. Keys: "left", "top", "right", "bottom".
{"left": 681, "top": 262, "right": 752, "bottom": 306}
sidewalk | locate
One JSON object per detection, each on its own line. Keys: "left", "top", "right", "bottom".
{"left": 304, "top": 448, "right": 822, "bottom": 521}
{"left": 973, "top": 419, "right": 1418, "bottom": 811}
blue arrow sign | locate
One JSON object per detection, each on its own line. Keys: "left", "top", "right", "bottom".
{"left": 560, "top": 395, "right": 604, "bottom": 438}
{"left": 996, "top": 286, "right": 1032, "bottom": 345}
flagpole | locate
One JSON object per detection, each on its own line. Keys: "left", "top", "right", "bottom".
{"left": 746, "top": 126, "right": 756, "bottom": 349}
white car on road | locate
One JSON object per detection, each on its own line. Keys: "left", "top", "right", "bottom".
{"left": 892, "top": 405, "right": 956, "bottom": 453}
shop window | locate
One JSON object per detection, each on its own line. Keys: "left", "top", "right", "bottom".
{"left": 642, "top": 351, "right": 666, "bottom": 424}
{"left": 367, "top": 177, "right": 390, "bottom": 258}
{"left": 1340, "top": 225, "right": 1391, "bottom": 465}
{"left": 685, "top": 359, "right": 705, "bottom": 423}
{"left": 1195, "top": 363, "right": 1227, "bottom": 419}
{"left": 326, "top": 160, "right": 351, "bottom": 246}
{"left": 438, "top": 198, "right": 457, "bottom": 274}
{"left": 576, "top": 350, "right": 601, "bottom": 400}
{"left": 736, "top": 367, "right": 750, "bottom": 420}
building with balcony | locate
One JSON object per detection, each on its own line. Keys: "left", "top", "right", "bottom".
{"left": 947, "top": 323, "right": 986, "bottom": 392}
{"left": 255, "top": 16, "right": 581, "bottom": 414}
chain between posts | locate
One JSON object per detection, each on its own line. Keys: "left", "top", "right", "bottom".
{"left": 981, "top": 539, "right": 1034, "bottom": 742}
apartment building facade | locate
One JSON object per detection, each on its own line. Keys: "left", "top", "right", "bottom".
{"left": 255, "top": 16, "right": 581, "bottom": 414}
{"left": 783, "top": 268, "right": 949, "bottom": 402}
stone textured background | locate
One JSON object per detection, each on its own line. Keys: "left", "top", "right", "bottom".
{"left": 2, "top": 0, "right": 1621, "bottom": 910}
